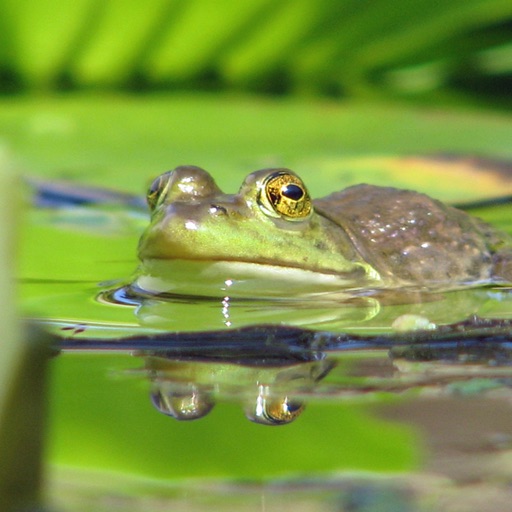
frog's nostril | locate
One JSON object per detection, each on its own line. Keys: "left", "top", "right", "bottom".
{"left": 209, "top": 204, "right": 228, "bottom": 216}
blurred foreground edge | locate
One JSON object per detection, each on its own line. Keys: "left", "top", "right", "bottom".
{"left": 0, "top": 325, "right": 54, "bottom": 512}
{"left": 0, "top": 159, "right": 54, "bottom": 511}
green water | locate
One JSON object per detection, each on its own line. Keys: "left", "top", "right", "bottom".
{"left": 8, "top": 93, "right": 512, "bottom": 510}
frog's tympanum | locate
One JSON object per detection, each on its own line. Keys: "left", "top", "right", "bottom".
{"left": 138, "top": 165, "right": 512, "bottom": 293}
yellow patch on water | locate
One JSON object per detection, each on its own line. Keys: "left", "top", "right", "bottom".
{"left": 302, "top": 155, "right": 512, "bottom": 202}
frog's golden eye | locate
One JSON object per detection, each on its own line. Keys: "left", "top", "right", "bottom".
{"left": 147, "top": 172, "right": 172, "bottom": 211}
{"left": 259, "top": 171, "right": 312, "bottom": 220}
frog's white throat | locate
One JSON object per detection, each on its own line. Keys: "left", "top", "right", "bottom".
{"left": 134, "top": 258, "right": 380, "bottom": 299}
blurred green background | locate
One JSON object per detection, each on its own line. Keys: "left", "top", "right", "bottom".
{"left": 0, "top": 0, "right": 511, "bottom": 195}
{"left": 3, "top": 1, "right": 512, "bottom": 509}
{"left": 0, "top": 0, "right": 511, "bottom": 106}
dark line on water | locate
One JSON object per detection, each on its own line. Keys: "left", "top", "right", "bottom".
{"left": 55, "top": 316, "right": 512, "bottom": 365}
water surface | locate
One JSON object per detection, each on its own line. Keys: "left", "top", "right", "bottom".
{"left": 21, "top": 179, "right": 512, "bottom": 512}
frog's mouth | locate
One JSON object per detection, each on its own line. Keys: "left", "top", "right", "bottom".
{"left": 138, "top": 228, "right": 379, "bottom": 286}
{"left": 137, "top": 207, "right": 379, "bottom": 283}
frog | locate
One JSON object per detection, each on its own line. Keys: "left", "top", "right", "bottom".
{"left": 137, "top": 165, "right": 512, "bottom": 293}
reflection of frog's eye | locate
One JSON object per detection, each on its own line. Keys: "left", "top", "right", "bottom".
{"left": 265, "top": 396, "right": 304, "bottom": 424}
{"left": 246, "top": 394, "right": 304, "bottom": 425}
{"left": 150, "top": 386, "right": 215, "bottom": 420}
{"left": 259, "top": 171, "right": 312, "bottom": 221}
{"left": 147, "top": 172, "right": 173, "bottom": 211}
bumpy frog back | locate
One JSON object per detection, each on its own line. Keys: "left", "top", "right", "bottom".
{"left": 314, "top": 184, "right": 512, "bottom": 288}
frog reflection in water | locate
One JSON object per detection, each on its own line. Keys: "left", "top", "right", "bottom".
{"left": 137, "top": 165, "right": 512, "bottom": 294}
{"left": 133, "top": 166, "right": 512, "bottom": 424}
{"left": 146, "top": 356, "right": 333, "bottom": 425}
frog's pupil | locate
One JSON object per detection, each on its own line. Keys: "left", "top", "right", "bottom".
{"left": 281, "top": 184, "right": 303, "bottom": 201}
{"left": 147, "top": 178, "right": 163, "bottom": 209}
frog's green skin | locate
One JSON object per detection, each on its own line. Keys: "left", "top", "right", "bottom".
{"left": 138, "top": 166, "right": 512, "bottom": 290}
